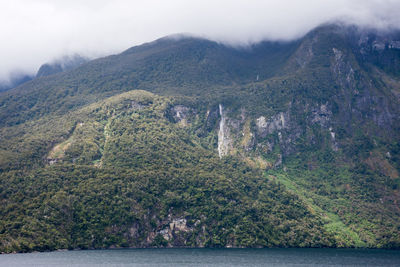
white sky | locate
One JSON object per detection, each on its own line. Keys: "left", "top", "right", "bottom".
{"left": 1, "top": 0, "right": 400, "bottom": 82}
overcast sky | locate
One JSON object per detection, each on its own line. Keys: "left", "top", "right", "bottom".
{"left": 1, "top": 0, "right": 400, "bottom": 82}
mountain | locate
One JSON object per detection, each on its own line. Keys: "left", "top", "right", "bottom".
{"left": 36, "top": 55, "right": 89, "bottom": 78}
{"left": 0, "top": 55, "right": 88, "bottom": 93}
{"left": 1, "top": 24, "right": 400, "bottom": 253}
{"left": 0, "top": 73, "right": 34, "bottom": 93}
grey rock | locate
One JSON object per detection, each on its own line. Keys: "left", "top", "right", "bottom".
{"left": 311, "top": 103, "right": 332, "bottom": 128}
{"left": 256, "top": 112, "right": 289, "bottom": 138}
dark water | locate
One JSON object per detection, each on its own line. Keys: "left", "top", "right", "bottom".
{"left": 1, "top": 248, "right": 400, "bottom": 267}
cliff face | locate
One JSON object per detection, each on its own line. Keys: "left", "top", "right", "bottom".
{"left": 1, "top": 24, "right": 400, "bottom": 252}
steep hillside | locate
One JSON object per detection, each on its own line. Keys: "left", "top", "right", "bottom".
{"left": 1, "top": 24, "right": 400, "bottom": 252}
{"left": 0, "top": 73, "right": 33, "bottom": 93}
{"left": 0, "top": 36, "right": 299, "bottom": 127}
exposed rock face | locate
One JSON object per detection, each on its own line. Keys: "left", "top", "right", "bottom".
{"left": 169, "top": 105, "right": 192, "bottom": 127}
{"left": 332, "top": 48, "right": 356, "bottom": 92}
{"left": 242, "top": 120, "right": 255, "bottom": 152}
{"left": 171, "top": 105, "right": 190, "bottom": 122}
{"left": 131, "top": 101, "right": 146, "bottom": 110}
{"left": 311, "top": 103, "right": 332, "bottom": 128}
{"left": 169, "top": 218, "right": 190, "bottom": 232}
{"left": 213, "top": 106, "right": 301, "bottom": 162}
{"left": 332, "top": 46, "right": 399, "bottom": 134}
{"left": 210, "top": 100, "right": 342, "bottom": 163}
{"left": 158, "top": 228, "right": 172, "bottom": 241}
{"left": 155, "top": 217, "right": 193, "bottom": 245}
{"left": 329, "top": 127, "right": 339, "bottom": 151}
{"left": 47, "top": 159, "right": 59, "bottom": 165}
{"left": 358, "top": 31, "right": 400, "bottom": 53}
{"left": 218, "top": 104, "right": 232, "bottom": 158}
{"left": 256, "top": 112, "right": 289, "bottom": 138}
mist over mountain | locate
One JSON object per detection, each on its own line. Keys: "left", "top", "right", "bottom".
{"left": 0, "top": 55, "right": 88, "bottom": 93}
{"left": 36, "top": 55, "right": 89, "bottom": 78}
{"left": 1, "top": 23, "right": 400, "bottom": 252}
{"left": 1, "top": 0, "right": 400, "bottom": 83}
{"left": 0, "top": 73, "right": 33, "bottom": 92}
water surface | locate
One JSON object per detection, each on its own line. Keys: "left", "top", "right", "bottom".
{"left": 1, "top": 248, "right": 400, "bottom": 266}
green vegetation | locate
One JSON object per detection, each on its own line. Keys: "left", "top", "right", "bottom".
{"left": 1, "top": 24, "right": 400, "bottom": 252}
{"left": 0, "top": 91, "right": 335, "bottom": 252}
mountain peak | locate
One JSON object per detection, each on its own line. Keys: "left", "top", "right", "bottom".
{"left": 36, "top": 54, "right": 88, "bottom": 78}
{"left": 1, "top": 24, "right": 400, "bottom": 252}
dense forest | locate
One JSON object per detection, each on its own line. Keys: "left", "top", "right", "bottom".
{"left": 1, "top": 24, "right": 400, "bottom": 252}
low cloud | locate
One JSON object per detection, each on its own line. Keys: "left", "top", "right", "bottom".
{"left": 1, "top": 0, "right": 400, "bottom": 82}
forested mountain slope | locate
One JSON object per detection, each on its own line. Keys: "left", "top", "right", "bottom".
{"left": 1, "top": 24, "right": 400, "bottom": 252}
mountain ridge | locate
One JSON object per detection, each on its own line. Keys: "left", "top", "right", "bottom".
{"left": 1, "top": 23, "right": 400, "bottom": 252}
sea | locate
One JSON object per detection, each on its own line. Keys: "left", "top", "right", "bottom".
{"left": 1, "top": 248, "right": 400, "bottom": 266}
